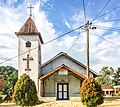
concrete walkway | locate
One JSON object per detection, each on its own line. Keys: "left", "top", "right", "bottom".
{"left": 0, "top": 103, "right": 18, "bottom": 107}
{"left": 0, "top": 101, "right": 83, "bottom": 107}
{"left": 36, "top": 100, "right": 83, "bottom": 107}
{"left": 0, "top": 99, "right": 120, "bottom": 107}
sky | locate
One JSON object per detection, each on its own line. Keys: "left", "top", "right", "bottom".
{"left": 0, "top": 0, "right": 120, "bottom": 72}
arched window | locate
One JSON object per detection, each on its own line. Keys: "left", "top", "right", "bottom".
{"left": 26, "top": 41, "right": 31, "bottom": 47}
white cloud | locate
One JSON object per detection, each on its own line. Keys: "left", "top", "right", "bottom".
{"left": 70, "top": 10, "right": 85, "bottom": 28}
{"left": 0, "top": 0, "right": 54, "bottom": 68}
{"left": 63, "top": 19, "right": 71, "bottom": 28}
{"left": 66, "top": 8, "right": 120, "bottom": 72}
{"left": 0, "top": 0, "right": 120, "bottom": 74}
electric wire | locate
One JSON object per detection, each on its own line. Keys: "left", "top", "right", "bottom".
{"left": 92, "top": 0, "right": 112, "bottom": 22}
{"left": 82, "top": 0, "right": 87, "bottom": 23}
{"left": 0, "top": 25, "right": 84, "bottom": 65}
{"left": 92, "top": 18, "right": 120, "bottom": 24}
{"left": 92, "top": 24, "right": 120, "bottom": 32}
{"left": 67, "top": 32, "right": 80, "bottom": 54}
{"left": 95, "top": 27, "right": 120, "bottom": 33}
{"left": 92, "top": 5, "right": 120, "bottom": 22}
{"left": 91, "top": 31, "right": 120, "bottom": 47}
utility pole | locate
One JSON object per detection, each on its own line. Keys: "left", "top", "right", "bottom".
{"left": 86, "top": 21, "right": 90, "bottom": 78}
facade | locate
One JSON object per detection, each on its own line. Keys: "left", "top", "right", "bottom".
{"left": 102, "top": 86, "right": 120, "bottom": 96}
{"left": 16, "top": 16, "right": 98, "bottom": 100}
{"left": 102, "top": 86, "right": 114, "bottom": 96}
{"left": 40, "top": 52, "right": 98, "bottom": 100}
{"left": 15, "top": 16, "right": 43, "bottom": 93}
{"left": 113, "top": 86, "right": 120, "bottom": 95}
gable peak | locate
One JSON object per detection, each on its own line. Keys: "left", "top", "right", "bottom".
{"left": 16, "top": 16, "right": 38, "bottom": 34}
{"left": 15, "top": 16, "right": 44, "bottom": 44}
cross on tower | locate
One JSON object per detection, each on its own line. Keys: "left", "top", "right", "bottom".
{"left": 23, "top": 54, "right": 33, "bottom": 71}
{"left": 27, "top": 5, "right": 34, "bottom": 16}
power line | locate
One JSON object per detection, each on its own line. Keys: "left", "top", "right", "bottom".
{"left": 91, "top": 31, "right": 120, "bottom": 47}
{"left": 92, "top": 0, "right": 112, "bottom": 22}
{"left": 92, "top": 24, "right": 120, "bottom": 32}
{"left": 42, "top": 25, "right": 84, "bottom": 45}
{"left": 90, "top": 48, "right": 107, "bottom": 54}
{"left": 93, "top": 25, "right": 120, "bottom": 30}
{"left": 92, "top": 5, "right": 120, "bottom": 22}
{"left": 0, "top": 25, "right": 84, "bottom": 65}
{"left": 82, "top": 0, "right": 87, "bottom": 23}
{"left": 95, "top": 27, "right": 120, "bottom": 33}
{"left": 92, "top": 18, "right": 120, "bottom": 24}
{"left": 67, "top": 32, "right": 80, "bottom": 54}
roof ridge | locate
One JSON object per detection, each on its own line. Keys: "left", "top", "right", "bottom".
{"left": 19, "top": 16, "right": 38, "bottom": 33}
{"left": 15, "top": 16, "right": 44, "bottom": 44}
{"left": 41, "top": 52, "right": 98, "bottom": 77}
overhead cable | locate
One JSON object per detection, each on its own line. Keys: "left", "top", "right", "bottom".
{"left": 0, "top": 25, "right": 84, "bottom": 65}
{"left": 92, "top": 31, "right": 120, "bottom": 47}
{"left": 92, "top": 5, "right": 120, "bottom": 22}
{"left": 92, "top": 0, "right": 112, "bottom": 22}
{"left": 67, "top": 32, "right": 81, "bottom": 54}
{"left": 82, "top": 0, "right": 87, "bottom": 23}
{"left": 92, "top": 18, "right": 120, "bottom": 24}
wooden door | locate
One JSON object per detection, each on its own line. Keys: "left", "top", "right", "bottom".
{"left": 57, "top": 83, "right": 69, "bottom": 100}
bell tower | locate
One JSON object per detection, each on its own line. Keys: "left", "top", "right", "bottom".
{"left": 15, "top": 14, "right": 43, "bottom": 93}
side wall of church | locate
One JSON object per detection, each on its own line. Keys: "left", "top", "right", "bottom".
{"left": 43, "top": 73, "right": 81, "bottom": 97}
{"left": 42, "top": 55, "right": 93, "bottom": 77}
{"left": 18, "top": 35, "right": 41, "bottom": 92}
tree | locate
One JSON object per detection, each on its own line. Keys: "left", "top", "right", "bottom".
{"left": 80, "top": 76, "right": 104, "bottom": 107}
{"left": 12, "top": 73, "right": 38, "bottom": 107}
{"left": 113, "top": 68, "right": 120, "bottom": 86}
{"left": 0, "top": 66, "right": 18, "bottom": 99}
{"left": 0, "top": 75, "right": 4, "bottom": 103}
{"left": 96, "top": 66, "right": 114, "bottom": 87}
{"left": 0, "top": 74, "right": 4, "bottom": 93}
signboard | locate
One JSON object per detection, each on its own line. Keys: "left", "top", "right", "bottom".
{"left": 58, "top": 68, "right": 68, "bottom": 75}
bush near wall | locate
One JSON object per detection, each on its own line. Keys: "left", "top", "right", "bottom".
{"left": 12, "top": 73, "right": 38, "bottom": 107}
{"left": 115, "top": 93, "right": 120, "bottom": 96}
{"left": 80, "top": 76, "right": 104, "bottom": 107}
{"left": 0, "top": 95, "right": 2, "bottom": 103}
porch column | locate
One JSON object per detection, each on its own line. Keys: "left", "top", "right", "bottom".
{"left": 40, "top": 80, "right": 43, "bottom": 97}
{"left": 105, "top": 91, "right": 106, "bottom": 96}
{"left": 115, "top": 88, "right": 116, "bottom": 94}
{"left": 109, "top": 90, "right": 110, "bottom": 95}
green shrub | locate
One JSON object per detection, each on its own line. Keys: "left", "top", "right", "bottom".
{"left": 80, "top": 76, "right": 104, "bottom": 107}
{"left": 115, "top": 93, "right": 120, "bottom": 96}
{"left": 0, "top": 95, "right": 2, "bottom": 103}
{"left": 12, "top": 73, "right": 38, "bottom": 107}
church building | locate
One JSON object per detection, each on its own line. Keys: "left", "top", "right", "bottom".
{"left": 15, "top": 15, "right": 98, "bottom": 100}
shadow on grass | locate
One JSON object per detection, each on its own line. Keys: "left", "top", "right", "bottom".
{"left": 37, "top": 100, "right": 45, "bottom": 104}
{"left": 104, "top": 96, "right": 120, "bottom": 101}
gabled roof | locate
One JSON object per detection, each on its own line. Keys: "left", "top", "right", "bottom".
{"left": 102, "top": 86, "right": 113, "bottom": 89}
{"left": 102, "top": 86, "right": 113, "bottom": 91}
{"left": 40, "top": 64, "right": 86, "bottom": 80}
{"left": 41, "top": 52, "right": 98, "bottom": 77}
{"left": 15, "top": 16, "right": 43, "bottom": 44}
{"left": 113, "top": 86, "right": 120, "bottom": 88}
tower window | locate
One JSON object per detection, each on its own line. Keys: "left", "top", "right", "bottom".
{"left": 26, "top": 41, "right": 31, "bottom": 47}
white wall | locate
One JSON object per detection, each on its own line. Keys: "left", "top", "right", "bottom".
{"left": 44, "top": 73, "right": 81, "bottom": 97}
{"left": 18, "top": 35, "right": 41, "bottom": 92}
{"left": 42, "top": 55, "right": 86, "bottom": 76}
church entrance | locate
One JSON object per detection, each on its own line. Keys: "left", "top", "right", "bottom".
{"left": 57, "top": 83, "right": 69, "bottom": 100}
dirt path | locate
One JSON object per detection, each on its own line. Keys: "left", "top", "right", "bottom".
{"left": 35, "top": 101, "right": 83, "bottom": 107}
{"left": 35, "top": 99, "right": 120, "bottom": 107}
{"left": 0, "top": 99, "right": 120, "bottom": 107}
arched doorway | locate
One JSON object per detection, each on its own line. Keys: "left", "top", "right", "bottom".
{"left": 57, "top": 80, "right": 69, "bottom": 100}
